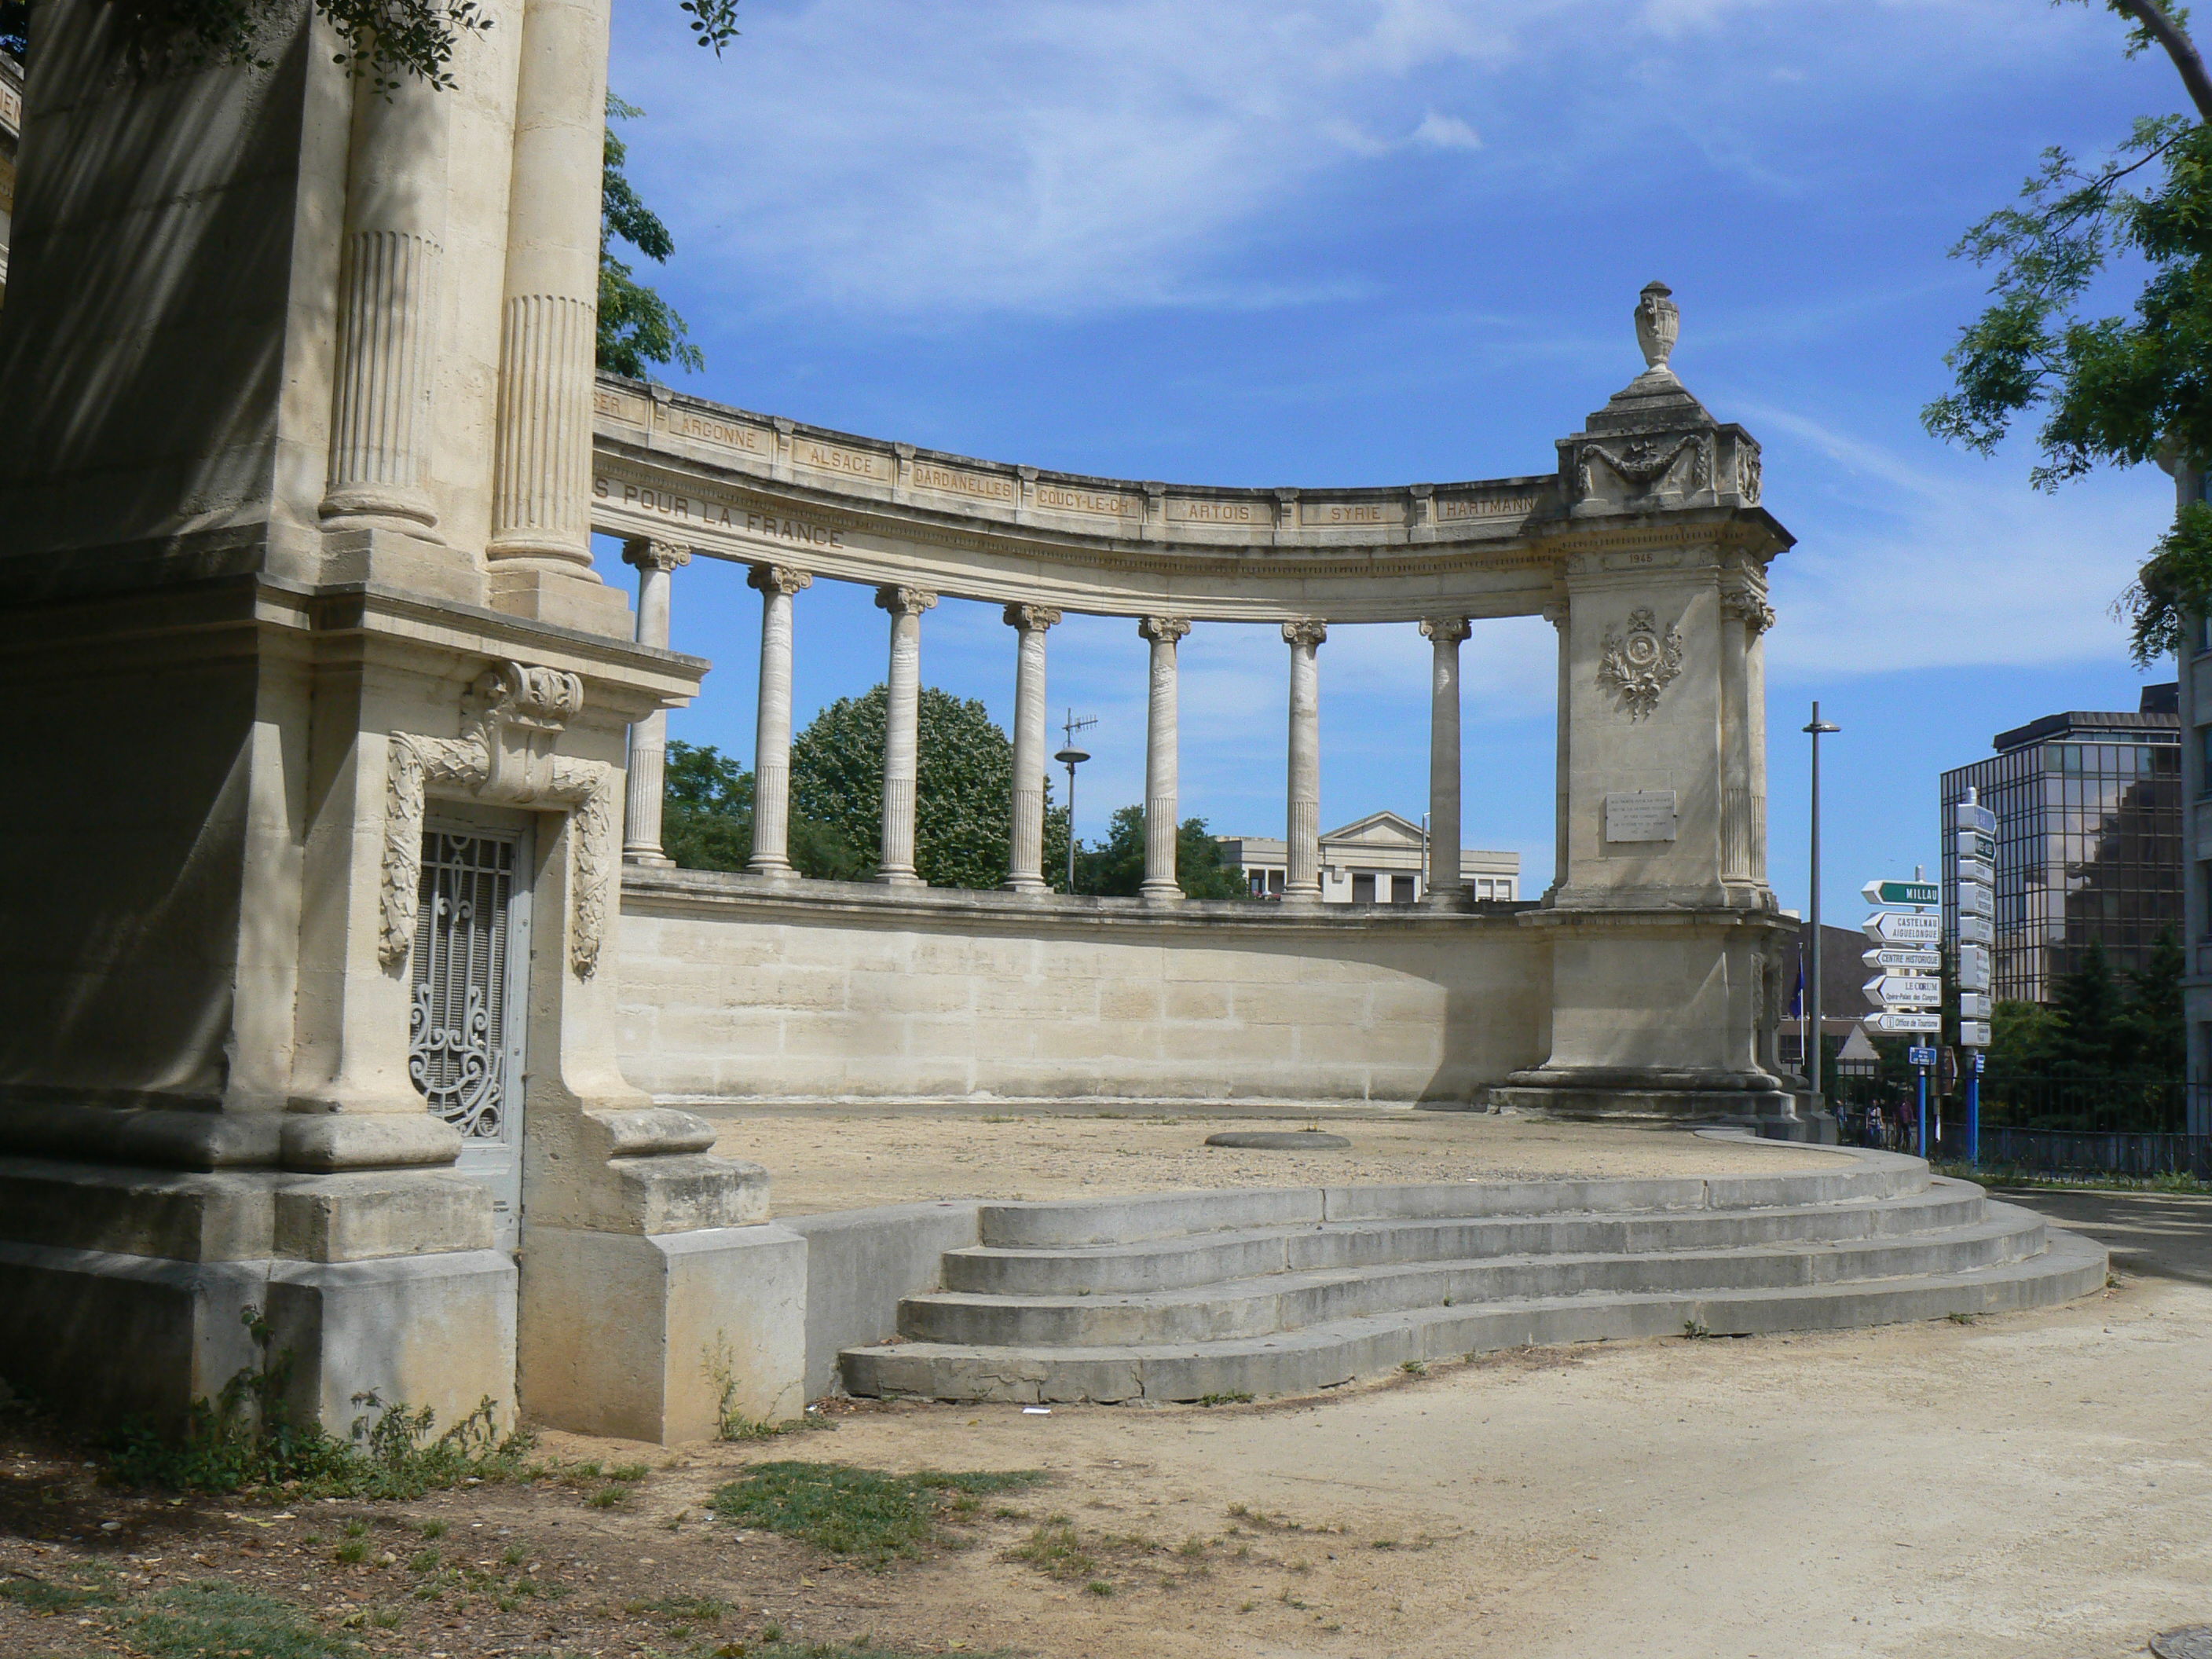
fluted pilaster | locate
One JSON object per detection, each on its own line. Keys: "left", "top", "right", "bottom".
{"left": 1284, "top": 620, "right": 1327, "bottom": 903}
{"left": 1004, "top": 603, "right": 1061, "bottom": 894}
{"left": 875, "top": 585, "right": 936, "bottom": 886}
{"left": 749, "top": 565, "right": 814, "bottom": 877}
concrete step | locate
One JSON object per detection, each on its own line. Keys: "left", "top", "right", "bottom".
{"left": 900, "top": 1208, "right": 2048, "bottom": 1348}
{"left": 843, "top": 1214, "right": 2108, "bottom": 1405}
{"left": 970, "top": 1156, "right": 1932, "bottom": 1250}
{"left": 940, "top": 1181, "right": 1990, "bottom": 1297}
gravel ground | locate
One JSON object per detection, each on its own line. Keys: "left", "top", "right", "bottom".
{"left": 692, "top": 1104, "right": 1840, "bottom": 1214}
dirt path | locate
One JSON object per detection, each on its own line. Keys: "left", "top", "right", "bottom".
{"left": 696, "top": 1104, "right": 1837, "bottom": 1214}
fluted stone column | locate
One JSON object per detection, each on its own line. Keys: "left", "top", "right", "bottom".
{"left": 621, "top": 540, "right": 689, "bottom": 865}
{"left": 1283, "top": 620, "right": 1327, "bottom": 903}
{"left": 748, "top": 565, "right": 814, "bottom": 878}
{"left": 320, "top": 73, "right": 449, "bottom": 534}
{"left": 1544, "top": 597, "right": 1569, "bottom": 899}
{"left": 1721, "top": 582, "right": 1774, "bottom": 887}
{"left": 488, "top": 0, "right": 613, "bottom": 574}
{"left": 1139, "top": 616, "right": 1192, "bottom": 903}
{"left": 1420, "top": 616, "right": 1471, "bottom": 907}
{"left": 875, "top": 586, "right": 936, "bottom": 886}
{"left": 1003, "top": 604, "right": 1061, "bottom": 894}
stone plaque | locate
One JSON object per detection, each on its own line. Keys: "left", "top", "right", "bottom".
{"left": 1605, "top": 790, "right": 1677, "bottom": 843}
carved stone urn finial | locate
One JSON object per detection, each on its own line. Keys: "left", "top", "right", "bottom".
{"left": 1635, "top": 281, "right": 1679, "bottom": 372}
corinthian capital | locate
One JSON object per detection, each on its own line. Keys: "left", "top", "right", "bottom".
{"left": 623, "top": 537, "right": 691, "bottom": 573}
{"left": 1282, "top": 618, "right": 1328, "bottom": 650}
{"left": 1719, "top": 582, "right": 1775, "bottom": 635}
{"left": 1138, "top": 614, "right": 1192, "bottom": 645}
{"left": 749, "top": 563, "right": 814, "bottom": 596}
{"left": 1005, "top": 602, "right": 1064, "bottom": 632}
{"left": 1419, "top": 615, "right": 1473, "bottom": 646}
{"left": 875, "top": 585, "right": 939, "bottom": 617}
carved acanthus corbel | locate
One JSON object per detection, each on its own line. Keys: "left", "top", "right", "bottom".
{"left": 378, "top": 661, "right": 617, "bottom": 978}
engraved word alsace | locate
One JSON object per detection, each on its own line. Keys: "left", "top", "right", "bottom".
{"left": 911, "top": 461, "right": 1015, "bottom": 502}
{"left": 796, "top": 440, "right": 884, "bottom": 480}
{"left": 593, "top": 478, "right": 846, "bottom": 548}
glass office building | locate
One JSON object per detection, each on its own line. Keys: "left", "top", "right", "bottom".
{"left": 1938, "top": 687, "right": 2182, "bottom": 1005}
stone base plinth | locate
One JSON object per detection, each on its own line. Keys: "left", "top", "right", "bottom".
{"left": 518, "top": 1222, "right": 807, "bottom": 1443}
{"left": 1487, "top": 1083, "right": 1803, "bottom": 1132}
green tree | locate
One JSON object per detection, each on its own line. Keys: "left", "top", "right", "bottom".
{"left": 1925, "top": 2, "right": 2212, "bottom": 661}
{"left": 2124, "top": 926, "right": 2188, "bottom": 1075}
{"left": 2052, "top": 939, "right": 2133, "bottom": 1075}
{"left": 599, "top": 97, "right": 703, "bottom": 380}
{"left": 1071, "top": 807, "right": 1249, "bottom": 899}
{"left": 1988, "top": 998, "right": 2064, "bottom": 1074}
{"left": 661, "top": 740, "right": 753, "bottom": 872}
{"left": 790, "top": 686, "right": 1019, "bottom": 891}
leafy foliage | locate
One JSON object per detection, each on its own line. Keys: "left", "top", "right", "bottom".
{"left": 105, "top": 1306, "right": 533, "bottom": 1498}
{"left": 599, "top": 97, "right": 703, "bottom": 379}
{"left": 1925, "top": 5, "right": 2212, "bottom": 663}
{"left": 1072, "top": 804, "right": 1251, "bottom": 899}
{"left": 123, "top": 1580, "right": 362, "bottom": 1659}
{"left": 791, "top": 685, "right": 1025, "bottom": 890}
{"left": 2, "top": 0, "right": 734, "bottom": 87}
{"left": 1987, "top": 929, "right": 2184, "bottom": 1079}
{"left": 661, "top": 739, "right": 866, "bottom": 880}
{"left": 707, "top": 1461, "right": 1046, "bottom": 1566}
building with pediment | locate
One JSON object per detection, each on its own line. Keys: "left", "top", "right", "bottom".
{"left": 1220, "top": 811, "right": 1520, "bottom": 903}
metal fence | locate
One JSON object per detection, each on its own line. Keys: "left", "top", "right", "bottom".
{"left": 1958, "top": 1125, "right": 2212, "bottom": 1180}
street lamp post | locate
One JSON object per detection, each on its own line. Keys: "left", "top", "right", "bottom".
{"left": 1803, "top": 701, "right": 1841, "bottom": 1115}
{"left": 1054, "top": 708, "right": 1095, "bottom": 894}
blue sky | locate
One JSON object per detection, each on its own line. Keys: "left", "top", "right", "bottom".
{"left": 591, "top": 0, "right": 2185, "bottom": 919}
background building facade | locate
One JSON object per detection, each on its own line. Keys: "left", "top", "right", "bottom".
{"left": 1938, "top": 689, "right": 2181, "bottom": 1005}
{"left": 1219, "top": 811, "right": 1520, "bottom": 903}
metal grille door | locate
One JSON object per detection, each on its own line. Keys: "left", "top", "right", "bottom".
{"left": 409, "top": 826, "right": 529, "bottom": 1245}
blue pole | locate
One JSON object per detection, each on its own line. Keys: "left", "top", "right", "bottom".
{"left": 1917, "top": 1065, "right": 1929, "bottom": 1159}
{"left": 1966, "top": 1059, "right": 1981, "bottom": 1166}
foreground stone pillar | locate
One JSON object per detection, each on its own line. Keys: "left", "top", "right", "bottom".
{"left": 622, "top": 540, "right": 689, "bottom": 866}
{"left": 485, "top": 0, "right": 627, "bottom": 634}
{"left": 1140, "top": 615, "right": 1191, "bottom": 903}
{"left": 875, "top": 586, "right": 936, "bottom": 886}
{"left": 1420, "top": 616, "right": 1470, "bottom": 906}
{"left": 1283, "top": 620, "right": 1327, "bottom": 902}
{"left": 1720, "top": 580, "right": 1774, "bottom": 887}
{"left": 749, "top": 566, "right": 814, "bottom": 877}
{"left": 320, "top": 75, "right": 448, "bottom": 536}
{"left": 1003, "top": 603, "right": 1060, "bottom": 894}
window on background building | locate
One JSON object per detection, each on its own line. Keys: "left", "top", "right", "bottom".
{"left": 1391, "top": 874, "right": 1415, "bottom": 904}
{"left": 1351, "top": 873, "right": 1375, "bottom": 903}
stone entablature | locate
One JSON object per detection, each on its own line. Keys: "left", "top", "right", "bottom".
{"left": 591, "top": 379, "right": 1592, "bottom": 624}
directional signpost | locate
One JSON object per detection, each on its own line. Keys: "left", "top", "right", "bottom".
{"left": 1863, "top": 870, "right": 1945, "bottom": 1152}
{"left": 1954, "top": 793, "right": 1998, "bottom": 1163}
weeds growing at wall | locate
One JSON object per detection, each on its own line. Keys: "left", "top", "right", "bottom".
{"left": 104, "top": 1307, "right": 535, "bottom": 1498}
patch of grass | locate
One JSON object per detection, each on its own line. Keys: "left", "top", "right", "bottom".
{"left": 1007, "top": 1515, "right": 1097, "bottom": 1581}
{"left": 341, "top": 1520, "right": 368, "bottom": 1539}
{"left": 0, "top": 1565, "right": 119, "bottom": 1614}
{"left": 500, "top": 1544, "right": 527, "bottom": 1567}
{"left": 587, "top": 1486, "right": 630, "bottom": 1509}
{"left": 123, "top": 1580, "right": 361, "bottom": 1658}
{"left": 1946, "top": 1310, "right": 1979, "bottom": 1325}
{"left": 333, "top": 1540, "right": 367, "bottom": 1565}
{"left": 708, "top": 1462, "right": 1047, "bottom": 1566}
{"left": 1084, "top": 1579, "right": 1114, "bottom": 1596}
{"left": 1195, "top": 1392, "right": 1253, "bottom": 1407}
{"left": 1939, "top": 1161, "right": 2212, "bottom": 1196}
{"left": 1681, "top": 1318, "right": 1712, "bottom": 1339}
{"left": 1398, "top": 1360, "right": 1426, "bottom": 1377}
{"left": 608, "top": 1463, "right": 651, "bottom": 1482}
{"left": 736, "top": 1640, "right": 997, "bottom": 1659}
{"left": 408, "top": 1548, "right": 441, "bottom": 1573}
{"left": 628, "top": 1592, "right": 731, "bottom": 1624}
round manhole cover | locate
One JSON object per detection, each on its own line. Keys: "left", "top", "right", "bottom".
{"left": 2152, "top": 1628, "right": 2212, "bottom": 1659}
{"left": 1204, "top": 1131, "right": 1352, "bottom": 1150}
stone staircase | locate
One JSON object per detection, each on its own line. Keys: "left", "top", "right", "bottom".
{"left": 838, "top": 1143, "right": 2106, "bottom": 1404}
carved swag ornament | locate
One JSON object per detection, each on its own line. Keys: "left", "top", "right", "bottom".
{"left": 1597, "top": 607, "right": 1686, "bottom": 722}
{"left": 378, "top": 661, "right": 617, "bottom": 977}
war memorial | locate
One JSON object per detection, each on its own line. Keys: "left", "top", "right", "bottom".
{"left": 0, "top": 0, "right": 2104, "bottom": 1448}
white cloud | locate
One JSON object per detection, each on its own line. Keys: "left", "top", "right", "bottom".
{"left": 1411, "top": 110, "right": 1483, "bottom": 150}
{"left": 1751, "top": 408, "right": 2172, "bottom": 675}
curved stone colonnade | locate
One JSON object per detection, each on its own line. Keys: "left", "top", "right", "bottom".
{"left": 588, "top": 292, "right": 1802, "bottom": 1123}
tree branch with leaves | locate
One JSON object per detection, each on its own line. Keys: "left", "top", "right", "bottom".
{"left": 1925, "top": 1, "right": 2212, "bottom": 662}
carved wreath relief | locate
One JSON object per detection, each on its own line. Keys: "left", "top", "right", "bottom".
{"left": 1597, "top": 607, "right": 1685, "bottom": 722}
{"left": 378, "top": 661, "right": 617, "bottom": 979}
